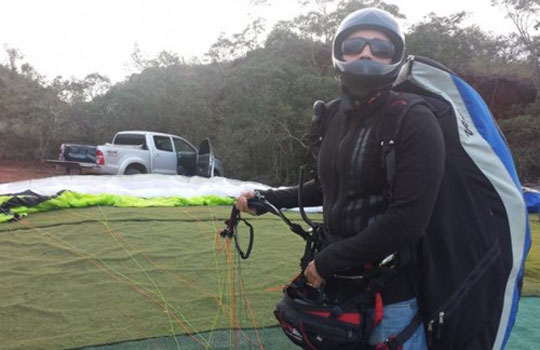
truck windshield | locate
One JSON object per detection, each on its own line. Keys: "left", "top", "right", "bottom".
{"left": 113, "top": 134, "right": 147, "bottom": 149}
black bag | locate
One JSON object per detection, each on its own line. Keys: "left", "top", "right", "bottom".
{"left": 274, "top": 275, "right": 374, "bottom": 350}
{"left": 274, "top": 259, "right": 422, "bottom": 350}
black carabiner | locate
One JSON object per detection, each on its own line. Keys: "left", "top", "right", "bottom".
{"left": 220, "top": 205, "right": 254, "bottom": 260}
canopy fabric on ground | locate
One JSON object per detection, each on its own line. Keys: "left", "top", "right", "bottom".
{"left": 0, "top": 190, "right": 237, "bottom": 223}
{"left": 0, "top": 175, "right": 268, "bottom": 222}
{"left": 0, "top": 175, "right": 322, "bottom": 222}
{"left": 0, "top": 174, "right": 270, "bottom": 198}
{"left": 524, "top": 187, "right": 540, "bottom": 214}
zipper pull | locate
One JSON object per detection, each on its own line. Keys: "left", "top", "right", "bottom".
{"left": 437, "top": 312, "right": 445, "bottom": 339}
{"left": 379, "top": 253, "right": 396, "bottom": 267}
{"left": 427, "top": 320, "right": 434, "bottom": 346}
{"left": 253, "top": 189, "right": 265, "bottom": 200}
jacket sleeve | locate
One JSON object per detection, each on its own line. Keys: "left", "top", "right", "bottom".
{"left": 315, "top": 105, "right": 445, "bottom": 280}
{"left": 260, "top": 178, "right": 323, "bottom": 210}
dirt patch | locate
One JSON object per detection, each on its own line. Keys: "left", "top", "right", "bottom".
{"left": 0, "top": 162, "right": 64, "bottom": 185}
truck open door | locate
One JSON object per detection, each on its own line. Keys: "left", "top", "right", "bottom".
{"left": 196, "top": 139, "right": 215, "bottom": 177}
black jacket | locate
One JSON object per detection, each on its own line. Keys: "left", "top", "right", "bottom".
{"left": 262, "top": 91, "right": 445, "bottom": 303}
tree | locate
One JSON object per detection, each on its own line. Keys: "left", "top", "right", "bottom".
{"left": 4, "top": 46, "right": 24, "bottom": 72}
{"left": 406, "top": 12, "right": 505, "bottom": 73}
{"left": 282, "top": 0, "right": 403, "bottom": 45}
{"left": 0, "top": 62, "right": 68, "bottom": 161}
{"left": 499, "top": 102, "right": 540, "bottom": 182}
{"left": 493, "top": 0, "right": 540, "bottom": 100}
{"left": 205, "top": 18, "right": 267, "bottom": 62}
{"left": 1, "top": 0, "right": 537, "bottom": 185}
{"left": 56, "top": 73, "right": 111, "bottom": 103}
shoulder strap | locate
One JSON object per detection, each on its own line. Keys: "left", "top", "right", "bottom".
{"left": 377, "top": 93, "right": 429, "bottom": 200}
{"left": 310, "top": 98, "right": 340, "bottom": 149}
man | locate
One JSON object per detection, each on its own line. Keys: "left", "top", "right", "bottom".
{"left": 237, "top": 7, "right": 444, "bottom": 349}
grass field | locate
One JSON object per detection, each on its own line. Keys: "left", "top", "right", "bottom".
{"left": 523, "top": 216, "right": 540, "bottom": 295}
{"left": 0, "top": 206, "right": 308, "bottom": 350}
{"left": 0, "top": 206, "right": 537, "bottom": 350}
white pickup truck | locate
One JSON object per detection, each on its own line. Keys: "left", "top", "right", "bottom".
{"left": 50, "top": 131, "right": 224, "bottom": 177}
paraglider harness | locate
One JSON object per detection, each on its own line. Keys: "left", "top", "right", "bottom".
{"left": 219, "top": 166, "right": 421, "bottom": 350}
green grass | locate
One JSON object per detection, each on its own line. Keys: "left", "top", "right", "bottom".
{"left": 0, "top": 207, "right": 537, "bottom": 350}
{"left": 0, "top": 206, "right": 309, "bottom": 350}
{"left": 523, "top": 215, "right": 540, "bottom": 296}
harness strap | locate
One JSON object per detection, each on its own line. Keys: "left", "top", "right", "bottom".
{"left": 373, "top": 312, "right": 423, "bottom": 350}
{"left": 377, "top": 95, "right": 428, "bottom": 201}
{"left": 373, "top": 292, "right": 384, "bottom": 327}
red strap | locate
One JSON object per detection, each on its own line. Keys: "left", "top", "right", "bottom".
{"left": 367, "top": 92, "right": 382, "bottom": 104}
{"left": 373, "top": 292, "right": 384, "bottom": 328}
{"left": 388, "top": 99, "right": 408, "bottom": 108}
{"left": 306, "top": 310, "right": 361, "bottom": 325}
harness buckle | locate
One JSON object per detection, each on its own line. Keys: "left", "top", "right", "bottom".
{"left": 375, "top": 336, "right": 402, "bottom": 350}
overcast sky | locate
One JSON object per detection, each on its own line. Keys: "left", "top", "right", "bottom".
{"left": 0, "top": 0, "right": 515, "bottom": 83}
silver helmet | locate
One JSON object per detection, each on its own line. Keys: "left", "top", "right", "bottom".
{"left": 332, "top": 8, "right": 406, "bottom": 97}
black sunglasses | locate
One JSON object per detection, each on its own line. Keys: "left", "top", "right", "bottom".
{"left": 341, "top": 37, "right": 395, "bottom": 59}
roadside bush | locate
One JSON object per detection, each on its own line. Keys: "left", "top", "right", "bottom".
{"left": 499, "top": 101, "right": 540, "bottom": 184}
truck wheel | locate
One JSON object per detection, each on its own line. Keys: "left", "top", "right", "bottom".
{"left": 125, "top": 166, "right": 144, "bottom": 175}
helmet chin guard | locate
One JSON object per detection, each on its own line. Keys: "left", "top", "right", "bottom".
{"left": 335, "top": 59, "right": 403, "bottom": 97}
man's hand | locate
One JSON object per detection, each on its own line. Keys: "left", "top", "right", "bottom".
{"left": 304, "top": 260, "right": 326, "bottom": 288}
{"left": 235, "top": 190, "right": 257, "bottom": 216}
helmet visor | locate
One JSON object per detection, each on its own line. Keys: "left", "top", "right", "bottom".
{"left": 341, "top": 37, "right": 395, "bottom": 60}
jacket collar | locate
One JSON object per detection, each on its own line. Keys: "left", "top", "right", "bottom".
{"left": 341, "top": 88, "right": 392, "bottom": 118}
